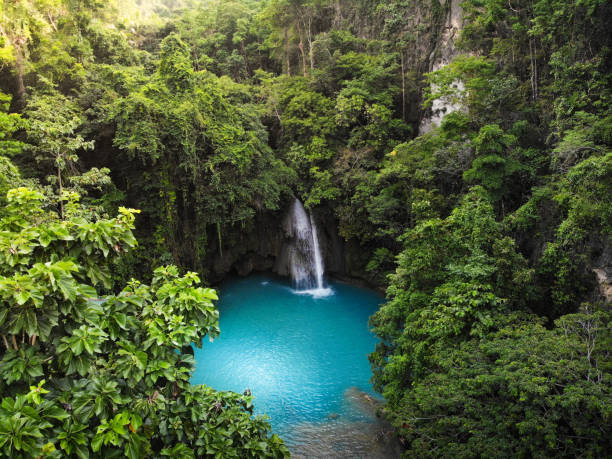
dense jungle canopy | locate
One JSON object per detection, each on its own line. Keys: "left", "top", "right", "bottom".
{"left": 0, "top": 0, "right": 610, "bottom": 457}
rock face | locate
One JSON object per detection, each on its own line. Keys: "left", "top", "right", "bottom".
{"left": 419, "top": 0, "right": 465, "bottom": 134}
{"left": 208, "top": 211, "right": 285, "bottom": 283}
{"left": 594, "top": 268, "right": 612, "bottom": 303}
{"left": 590, "top": 235, "right": 612, "bottom": 303}
{"left": 592, "top": 237, "right": 612, "bottom": 303}
{"left": 206, "top": 201, "right": 350, "bottom": 285}
{"left": 435, "top": 0, "right": 464, "bottom": 69}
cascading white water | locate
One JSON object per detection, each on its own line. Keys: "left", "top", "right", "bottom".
{"left": 309, "top": 213, "right": 324, "bottom": 290}
{"left": 282, "top": 199, "right": 331, "bottom": 296}
{"left": 285, "top": 199, "right": 314, "bottom": 289}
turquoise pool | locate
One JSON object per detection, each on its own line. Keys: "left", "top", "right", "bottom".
{"left": 191, "top": 274, "right": 395, "bottom": 455}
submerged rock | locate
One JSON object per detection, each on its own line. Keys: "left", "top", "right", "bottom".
{"left": 290, "top": 420, "right": 401, "bottom": 459}
{"left": 343, "top": 386, "right": 382, "bottom": 418}
{"left": 284, "top": 387, "right": 401, "bottom": 458}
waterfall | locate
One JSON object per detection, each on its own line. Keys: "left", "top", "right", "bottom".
{"left": 280, "top": 199, "right": 331, "bottom": 296}
{"left": 285, "top": 199, "right": 314, "bottom": 289}
{"left": 310, "top": 213, "right": 324, "bottom": 290}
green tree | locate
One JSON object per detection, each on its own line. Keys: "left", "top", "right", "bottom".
{"left": 388, "top": 306, "right": 611, "bottom": 458}
{"left": 370, "top": 188, "right": 532, "bottom": 399}
{"left": 23, "top": 90, "right": 98, "bottom": 219}
{"left": 0, "top": 187, "right": 289, "bottom": 458}
{"left": 463, "top": 124, "right": 522, "bottom": 205}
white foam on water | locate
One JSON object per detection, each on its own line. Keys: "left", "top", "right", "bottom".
{"left": 292, "top": 287, "right": 334, "bottom": 299}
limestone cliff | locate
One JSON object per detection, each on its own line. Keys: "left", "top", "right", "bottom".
{"left": 419, "top": 0, "right": 465, "bottom": 134}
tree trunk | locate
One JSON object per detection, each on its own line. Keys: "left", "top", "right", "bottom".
{"left": 307, "top": 16, "right": 314, "bottom": 72}
{"left": 333, "top": 0, "right": 343, "bottom": 28}
{"left": 309, "top": 45, "right": 314, "bottom": 72}
{"left": 57, "top": 159, "right": 64, "bottom": 220}
{"left": 298, "top": 39, "right": 307, "bottom": 77}
{"left": 240, "top": 41, "right": 250, "bottom": 76}
{"left": 401, "top": 50, "right": 406, "bottom": 122}
{"left": 296, "top": 20, "right": 307, "bottom": 77}
{"left": 285, "top": 28, "right": 291, "bottom": 76}
{"left": 529, "top": 38, "right": 538, "bottom": 101}
{"left": 12, "top": 47, "right": 27, "bottom": 112}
